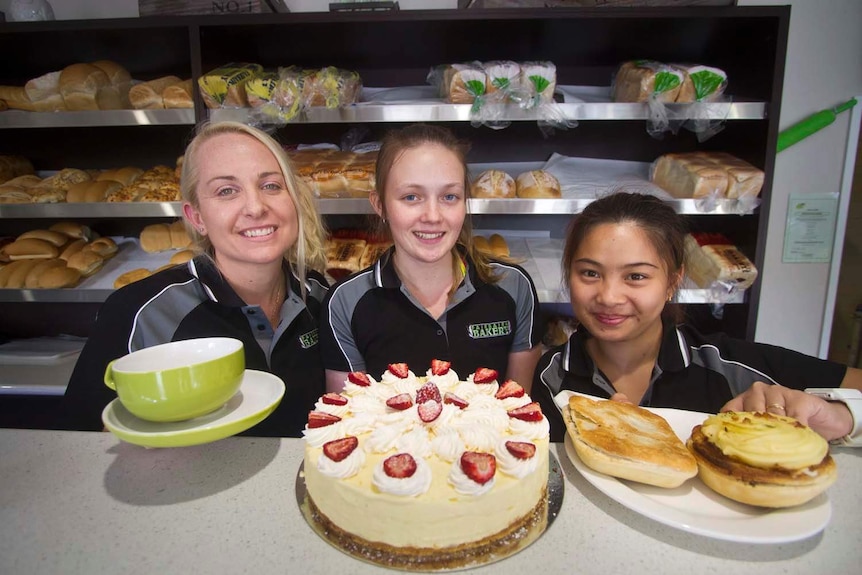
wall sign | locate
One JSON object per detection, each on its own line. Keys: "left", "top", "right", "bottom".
{"left": 782, "top": 193, "right": 839, "bottom": 263}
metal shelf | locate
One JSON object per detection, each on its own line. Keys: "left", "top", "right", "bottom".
{"left": 0, "top": 109, "right": 195, "bottom": 129}
{"left": 0, "top": 198, "right": 758, "bottom": 219}
{"left": 209, "top": 100, "right": 766, "bottom": 125}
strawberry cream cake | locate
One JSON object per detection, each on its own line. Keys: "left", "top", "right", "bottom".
{"left": 302, "top": 360, "right": 551, "bottom": 570}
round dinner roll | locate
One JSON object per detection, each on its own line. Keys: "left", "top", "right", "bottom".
{"left": 169, "top": 220, "right": 192, "bottom": 249}
{"left": 516, "top": 169, "right": 562, "bottom": 199}
{"left": 473, "top": 235, "right": 490, "bottom": 253}
{"left": 97, "top": 166, "right": 144, "bottom": 187}
{"left": 687, "top": 412, "right": 838, "bottom": 508}
{"left": 66, "top": 250, "right": 104, "bottom": 277}
{"left": 17, "top": 229, "right": 69, "bottom": 247}
{"left": 4, "top": 174, "right": 42, "bottom": 188}
{"left": 471, "top": 169, "right": 516, "bottom": 199}
{"left": 489, "top": 233, "right": 509, "bottom": 257}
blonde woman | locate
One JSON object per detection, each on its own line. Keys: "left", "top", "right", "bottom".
{"left": 66, "top": 121, "right": 328, "bottom": 437}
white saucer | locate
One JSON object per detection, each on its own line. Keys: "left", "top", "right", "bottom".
{"left": 102, "top": 369, "right": 285, "bottom": 448}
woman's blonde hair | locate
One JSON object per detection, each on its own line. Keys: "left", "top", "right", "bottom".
{"left": 373, "top": 123, "right": 500, "bottom": 285}
{"left": 180, "top": 120, "right": 327, "bottom": 297}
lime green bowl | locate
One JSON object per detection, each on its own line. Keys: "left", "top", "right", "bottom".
{"left": 104, "top": 338, "right": 245, "bottom": 422}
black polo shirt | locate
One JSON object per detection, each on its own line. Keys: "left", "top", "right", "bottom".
{"left": 320, "top": 248, "right": 543, "bottom": 379}
{"left": 533, "top": 320, "right": 848, "bottom": 442}
{"left": 63, "top": 256, "right": 328, "bottom": 437}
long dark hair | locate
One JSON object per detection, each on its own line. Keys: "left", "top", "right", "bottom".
{"left": 562, "top": 192, "right": 688, "bottom": 323}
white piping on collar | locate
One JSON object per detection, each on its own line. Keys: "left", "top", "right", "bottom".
{"left": 675, "top": 327, "right": 690, "bottom": 367}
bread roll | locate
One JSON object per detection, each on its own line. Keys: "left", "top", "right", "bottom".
{"left": 0, "top": 85, "right": 66, "bottom": 112}
{"left": 24, "top": 258, "right": 67, "bottom": 289}
{"left": 97, "top": 166, "right": 144, "bottom": 187}
{"left": 59, "top": 238, "right": 88, "bottom": 261}
{"left": 37, "top": 265, "right": 82, "bottom": 289}
{"left": 0, "top": 259, "right": 40, "bottom": 288}
{"left": 91, "top": 60, "right": 131, "bottom": 108}
{"left": 24, "top": 70, "right": 61, "bottom": 102}
{"left": 5, "top": 175, "right": 42, "bottom": 188}
{"left": 515, "top": 170, "right": 561, "bottom": 199}
{"left": 17, "top": 229, "right": 69, "bottom": 247}
{"left": 49, "top": 221, "right": 93, "bottom": 241}
{"left": 688, "top": 412, "right": 837, "bottom": 508}
{"left": 66, "top": 180, "right": 121, "bottom": 203}
{"left": 169, "top": 250, "right": 195, "bottom": 265}
{"left": 162, "top": 79, "right": 194, "bottom": 109}
{"left": 83, "top": 237, "right": 118, "bottom": 259}
{"left": 140, "top": 223, "right": 173, "bottom": 253}
{"left": 66, "top": 250, "right": 104, "bottom": 277}
{"left": 564, "top": 395, "right": 697, "bottom": 488}
{"left": 2, "top": 238, "right": 60, "bottom": 260}
{"left": 113, "top": 268, "right": 152, "bottom": 289}
{"left": 169, "top": 221, "right": 192, "bottom": 249}
{"left": 130, "top": 76, "right": 183, "bottom": 110}
{"left": 27, "top": 188, "right": 65, "bottom": 204}
{"left": 471, "top": 170, "right": 516, "bottom": 199}
{"left": 59, "top": 63, "right": 111, "bottom": 111}
{"left": 489, "top": 233, "right": 509, "bottom": 258}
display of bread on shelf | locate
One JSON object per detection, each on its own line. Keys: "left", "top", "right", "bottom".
{"left": 650, "top": 151, "right": 764, "bottom": 200}
{"left": 288, "top": 148, "right": 377, "bottom": 198}
{"left": 612, "top": 60, "right": 727, "bottom": 103}
{"left": 431, "top": 60, "right": 556, "bottom": 105}
{"left": 683, "top": 232, "right": 758, "bottom": 290}
{"left": 130, "top": 76, "right": 193, "bottom": 110}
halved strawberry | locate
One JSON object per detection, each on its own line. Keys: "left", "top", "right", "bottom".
{"left": 430, "top": 358, "right": 451, "bottom": 376}
{"left": 347, "top": 371, "right": 372, "bottom": 387}
{"left": 415, "top": 381, "right": 442, "bottom": 404}
{"left": 388, "top": 363, "right": 410, "bottom": 379}
{"left": 507, "top": 402, "right": 543, "bottom": 422}
{"left": 321, "top": 392, "right": 348, "bottom": 406}
{"left": 443, "top": 392, "right": 469, "bottom": 409}
{"left": 323, "top": 436, "right": 358, "bottom": 462}
{"left": 495, "top": 379, "right": 525, "bottom": 400}
{"left": 460, "top": 451, "right": 496, "bottom": 485}
{"left": 386, "top": 393, "right": 414, "bottom": 411}
{"left": 472, "top": 367, "right": 498, "bottom": 384}
{"left": 383, "top": 453, "right": 417, "bottom": 478}
{"left": 418, "top": 399, "right": 443, "bottom": 422}
{"left": 505, "top": 440, "right": 537, "bottom": 460}
{"left": 308, "top": 411, "right": 342, "bottom": 428}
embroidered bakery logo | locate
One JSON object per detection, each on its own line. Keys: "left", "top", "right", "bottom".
{"left": 299, "top": 328, "right": 319, "bottom": 349}
{"left": 467, "top": 321, "right": 511, "bottom": 339}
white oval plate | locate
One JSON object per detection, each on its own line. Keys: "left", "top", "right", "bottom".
{"left": 102, "top": 369, "right": 285, "bottom": 448}
{"left": 556, "top": 391, "right": 831, "bottom": 543}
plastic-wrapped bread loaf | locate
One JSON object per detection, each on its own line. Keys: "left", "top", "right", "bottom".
{"left": 672, "top": 64, "right": 727, "bottom": 103}
{"left": 684, "top": 233, "right": 758, "bottom": 290}
{"left": 198, "top": 63, "right": 262, "bottom": 109}
{"left": 695, "top": 151, "right": 764, "bottom": 199}
{"left": 612, "top": 60, "right": 684, "bottom": 103}
{"left": 483, "top": 60, "right": 520, "bottom": 100}
{"left": 651, "top": 153, "right": 729, "bottom": 199}
{"left": 442, "top": 63, "right": 487, "bottom": 104}
{"left": 520, "top": 61, "right": 556, "bottom": 104}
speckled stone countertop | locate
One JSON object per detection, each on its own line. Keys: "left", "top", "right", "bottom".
{"left": 1, "top": 429, "right": 860, "bottom": 574}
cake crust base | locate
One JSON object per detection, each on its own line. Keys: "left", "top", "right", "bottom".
{"left": 303, "top": 488, "right": 548, "bottom": 571}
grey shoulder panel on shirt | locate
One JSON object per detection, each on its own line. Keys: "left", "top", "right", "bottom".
{"left": 129, "top": 278, "right": 206, "bottom": 351}
{"left": 537, "top": 349, "right": 567, "bottom": 396}
{"left": 688, "top": 343, "right": 780, "bottom": 396}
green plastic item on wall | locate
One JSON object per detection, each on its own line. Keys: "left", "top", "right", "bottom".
{"left": 776, "top": 98, "right": 858, "bottom": 153}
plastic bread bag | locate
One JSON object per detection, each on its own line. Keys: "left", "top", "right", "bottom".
{"left": 474, "top": 60, "right": 522, "bottom": 130}
{"left": 672, "top": 64, "right": 730, "bottom": 142}
{"left": 198, "top": 62, "right": 263, "bottom": 109}
{"left": 517, "top": 61, "right": 574, "bottom": 135}
{"left": 244, "top": 70, "right": 283, "bottom": 125}
{"left": 300, "top": 66, "right": 363, "bottom": 109}
{"left": 610, "top": 60, "right": 685, "bottom": 138}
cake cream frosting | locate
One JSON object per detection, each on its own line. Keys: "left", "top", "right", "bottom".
{"left": 302, "top": 361, "right": 550, "bottom": 569}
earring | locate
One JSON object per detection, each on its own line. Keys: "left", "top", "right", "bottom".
{"left": 667, "top": 294, "right": 674, "bottom": 302}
